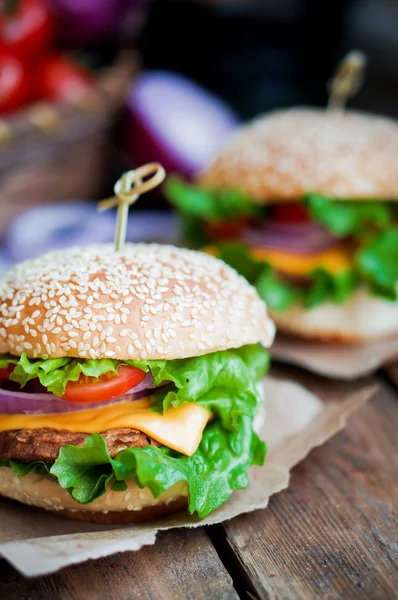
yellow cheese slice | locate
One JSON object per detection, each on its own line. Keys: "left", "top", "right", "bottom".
{"left": 0, "top": 399, "right": 210, "bottom": 457}
{"left": 250, "top": 245, "right": 353, "bottom": 276}
{"left": 205, "top": 244, "right": 353, "bottom": 276}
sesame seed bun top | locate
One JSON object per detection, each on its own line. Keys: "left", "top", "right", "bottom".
{"left": 198, "top": 108, "right": 398, "bottom": 202}
{"left": 0, "top": 244, "right": 275, "bottom": 360}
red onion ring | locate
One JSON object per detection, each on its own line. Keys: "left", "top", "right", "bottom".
{"left": 0, "top": 372, "right": 159, "bottom": 415}
{"left": 128, "top": 371, "right": 154, "bottom": 394}
{"left": 241, "top": 220, "right": 342, "bottom": 254}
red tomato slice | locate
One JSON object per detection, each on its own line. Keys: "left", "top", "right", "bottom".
{"left": 37, "top": 54, "right": 93, "bottom": 103}
{"left": 0, "top": 51, "right": 32, "bottom": 113}
{"left": 0, "top": 0, "right": 55, "bottom": 58}
{"left": 273, "top": 203, "right": 309, "bottom": 223}
{"left": 0, "top": 364, "right": 15, "bottom": 380}
{"left": 206, "top": 217, "right": 251, "bottom": 240}
{"left": 62, "top": 365, "right": 146, "bottom": 403}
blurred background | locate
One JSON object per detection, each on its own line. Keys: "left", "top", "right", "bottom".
{"left": 0, "top": 0, "right": 397, "bottom": 268}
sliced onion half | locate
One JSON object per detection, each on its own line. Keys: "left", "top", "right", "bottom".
{"left": 126, "top": 70, "right": 239, "bottom": 177}
{"left": 241, "top": 220, "right": 342, "bottom": 254}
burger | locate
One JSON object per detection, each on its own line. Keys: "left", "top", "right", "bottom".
{"left": 0, "top": 243, "right": 274, "bottom": 523}
{"left": 166, "top": 108, "right": 398, "bottom": 343}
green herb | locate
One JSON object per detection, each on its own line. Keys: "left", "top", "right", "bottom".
{"left": 164, "top": 177, "right": 261, "bottom": 223}
{"left": 216, "top": 242, "right": 360, "bottom": 311}
{"left": 130, "top": 344, "right": 269, "bottom": 428}
{"left": 306, "top": 193, "right": 393, "bottom": 236}
{"left": 357, "top": 229, "right": 398, "bottom": 300}
{"left": 0, "top": 355, "right": 121, "bottom": 397}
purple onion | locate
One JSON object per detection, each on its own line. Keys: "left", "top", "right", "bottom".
{"left": 0, "top": 372, "right": 159, "bottom": 415}
{"left": 51, "top": 0, "right": 133, "bottom": 45}
{"left": 126, "top": 71, "right": 239, "bottom": 178}
{"left": 127, "top": 371, "right": 154, "bottom": 394}
{"left": 241, "top": 220, "right": 342, "bottom": 255}
{"left": 0, "top": 388, "right": 122, "bottom": 414}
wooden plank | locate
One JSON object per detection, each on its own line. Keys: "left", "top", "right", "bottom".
{"left": 0, "top": 528, "right": 238, "bottom": 600}
{"left": 216, "top": 370, "right": 398, "bottom": 600}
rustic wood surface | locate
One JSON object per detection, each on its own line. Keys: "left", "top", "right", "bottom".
{"left": 0, "top": 365, "right": 397, "bottom": 600}
{"left": 0, "top": 528, "right": 238, "bottom": 600}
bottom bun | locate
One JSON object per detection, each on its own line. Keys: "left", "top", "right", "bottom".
{"left": 270, "top": 287, "right": 398, "bottom": 344}
{"left": 0, "top": 467, "right": 188, "bottom": 524}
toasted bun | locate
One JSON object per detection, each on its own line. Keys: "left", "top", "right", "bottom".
{"left": 270, "top": 287, "right": 398, "bottom": 343}
{"left": 0, "top": 467, "right": 188, "bottom": 523}
{"left": 0, "top": 243, "right": 274, "bottom": 360}
{"left": 198, "top": 108, "right": 398, "bottom": 202}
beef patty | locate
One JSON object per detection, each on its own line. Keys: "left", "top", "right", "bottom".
{"left": 0, "top": 428, "right": 159, "bottom": 464}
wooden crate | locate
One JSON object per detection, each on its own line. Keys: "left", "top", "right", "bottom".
{"left": 0, "top": 53, "right": 137, "bottom": 235}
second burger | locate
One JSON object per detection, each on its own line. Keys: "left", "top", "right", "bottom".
{"left": 166, "top": 108, "right": 398, "bottom": 344}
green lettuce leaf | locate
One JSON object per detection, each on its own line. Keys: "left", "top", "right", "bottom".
{"left": 0, "top": 458, "right": 49, "bottom": 476}
{"left": 306, "top": 193, "right": 394, "bottom": 236}
{"left": 356, "top": 229, "right": 398, "bottom": 300}
{"left": 216, "top": 241, "right": 359, "bottom": 312}
{"left": 304, "top": 268, "right": 360, "bottom": 308}
{"left": 217, "top": 242, "right": 265, "bottom": 283}
{"left": 178, "top": 214, "right": 210, "bottom": 248}
{"left": 130, "top": 345, "right": 269, "bottom": 429}
{"left": 256, "top": 266, "right": 303, "bottom": 311}
{"left": 2, "top": 416, "right": 266, "bottom": 518}
{"left": 0, "top": 354, "right": 121, "bottom": 397}
{"left": 164, "top": 176, "right": 261, "bottom": 223}
{"left": 257, "top": 266, "right": 358, "bottom": 311}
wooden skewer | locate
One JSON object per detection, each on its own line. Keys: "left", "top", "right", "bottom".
{"left": 98, "top": 162, "right": 166, "bottom": 252}
{"left": 327, "top": 50, "right": 367, "bottom": 112}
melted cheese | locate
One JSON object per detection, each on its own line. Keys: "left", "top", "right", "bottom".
{"left": 206, "top": 244, "right": 353, "bottom": 276}
{"left": 251, "top": 245, "right": 353, "bottom": 276}
{"left": 0, "top": 399, "right": 210, "bottom": 457}
{"left": 250, "top": 245, "right": 353, "bottom": 276}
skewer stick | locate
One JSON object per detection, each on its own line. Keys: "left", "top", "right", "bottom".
{"left": 98, "top": 163, "right": 166, "bottom": 252}
{"left": 327, "top": 50, "right": 367, "bottom": 112}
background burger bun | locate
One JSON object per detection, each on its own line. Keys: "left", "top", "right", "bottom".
{"left": 0, "top": 243, "right": 275, "bottom": 360}
{"left": 198, "top": 108, "right": 398, "bottom": 202}
{"left": 0, "top": 467, "right": 188, "bottom": 524}
{"left": 270, "top": 287, "right": 398, "bottom": 343}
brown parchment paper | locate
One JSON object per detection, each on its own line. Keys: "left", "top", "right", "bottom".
{"left": 272, "top": 334, "right": 398, "bottom": 379}
{"left": 0, "top": 377, "right": 375, "bottom": 577}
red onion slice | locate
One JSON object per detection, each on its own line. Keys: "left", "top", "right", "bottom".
{"left": 0, "top": 372, "right": 160, "bottom": 415}
{"left": 241, "top": 220, "right": 342, "bottom": 254}
{"left": 127, "top": 371, "right": 154, "bottom": 394}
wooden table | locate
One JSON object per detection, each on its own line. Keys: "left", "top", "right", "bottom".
{"left": 0, "top": 364, "right": 397, "bottom": 600}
